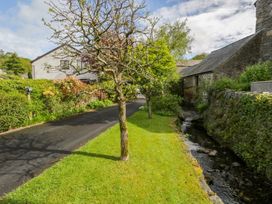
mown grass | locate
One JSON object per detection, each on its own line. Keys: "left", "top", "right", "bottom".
{"left": 1, "top": 111, "right": 211, "bottom": 204}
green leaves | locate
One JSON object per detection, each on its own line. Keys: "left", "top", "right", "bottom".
{"left": 211, "top": 61, "right": 272, "bottom": 92}
{"left": 204, "top": 90, "right": 272, "bottom": 179}
{"left": 0, "top": 93, "right": 30, "bottom": 132}
{"left": 0, "top": 53, "right": 31, "bottom": 76}
{"left": 156, "top": 21, "right": 191, "bottom": 60}
{"left": 134, "top": 39, "right": 176, "bottom": 97}
{"left": 0, "top": 78, "right": 112, "bottom": 133}
{"left": 239, "top": 61, "right": 272, "bottom": 84}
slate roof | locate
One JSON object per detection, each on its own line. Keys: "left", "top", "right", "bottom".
{"left": 176, "top": 60, "right": 201, "bottom": 75}
{"left": 181, "top": 34, "right": 259, "bottom": 78}
{"left": 31, "top": 45, "right": 80, "bottom": 63}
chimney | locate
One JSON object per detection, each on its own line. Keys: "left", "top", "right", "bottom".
{"left": 255, "top": 0, "right": 272, "bottom": 61}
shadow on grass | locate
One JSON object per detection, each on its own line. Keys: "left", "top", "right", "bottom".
{"left": 0, "top": 198, "right": 42, "bottom": 204}
{"left": 72, "top": 151, "right": 120, "bottom": 161}
{"left": 0, "top": 134, "right": 119, "bottom": 196}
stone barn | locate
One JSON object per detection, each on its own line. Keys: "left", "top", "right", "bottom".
{"left": 181, "top": 0, "right": 272, "bottom": 104}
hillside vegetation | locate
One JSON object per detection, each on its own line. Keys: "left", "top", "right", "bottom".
{"left": 0, "top": 77, "right": 111, "bottom": 133}
{"left": 0, "top": 52, "right": 32, "bottom": 76}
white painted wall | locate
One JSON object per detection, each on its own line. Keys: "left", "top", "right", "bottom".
{"left": 32, "top": 46, "right": 97, "bottom": 81}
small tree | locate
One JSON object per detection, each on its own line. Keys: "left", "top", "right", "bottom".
{"left": 156, "top": 21, "right": 191, "bottom": 60}
{"left": 44, "top": 0, "right": 155, "bottom": 161}
{"left": 135, "top": 39, "right": 176, "bottom": 118}
{"left": 192, "top": 53, "right": 208, "bottom": 60}
{"left": 3, "top": 53, "right": 25, "bottom": 75}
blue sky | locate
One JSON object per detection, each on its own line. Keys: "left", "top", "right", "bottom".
{"left": 0, "top": 0, "right": 256, "bottom": 59}
{"left": 0, "top": 1, "right": 18, "bottom": 10}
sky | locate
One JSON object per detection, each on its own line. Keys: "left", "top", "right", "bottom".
{"left": 0, "top": 0, "right": 257, "bottom": 60}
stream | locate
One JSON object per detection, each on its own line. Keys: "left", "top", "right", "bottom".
{"left": 181, "top": 115, "right": 272, "bottom": 204}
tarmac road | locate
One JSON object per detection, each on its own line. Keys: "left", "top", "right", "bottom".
{"left": 0, "top": 100, "right": 144, "bottom": 196}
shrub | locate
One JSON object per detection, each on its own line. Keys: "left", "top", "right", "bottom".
{"left": 167, "top": 78, "right": 183, "bottom": 97}
{"left": 0, "top": 78, "right": 108, "bottom": 133}
{"left": 151, "top": 94, "right": 181, "bottom": 116}
{"left": 55, "top": 77, "right": 88, "bottom": 99}
{"left": 211, "top": 61, "right": 272, "bottom": 92}
{"left": 210, "top": 77, "right": 248, "bottom": 92}
{"left": 100, "top": 80, "right": 117, "bottom": 101}
{"left": 196, "top": 102, "right": 208, "bottom": 113}
{"left": 239, "top": 61, "right": 272, "bottom": 84}
{"left": 88, "top": 99, "right": 113, "bottom": 109}
{"left": 0, "top": 93, "right": 31, "bottom": 132}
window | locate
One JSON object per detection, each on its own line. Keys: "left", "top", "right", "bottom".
{"left": 60, "top": 60, "right": 70, "bottom": 70}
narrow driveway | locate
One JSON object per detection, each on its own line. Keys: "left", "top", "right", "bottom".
{"left": 0, "top": 100, "right": 144, "bottom": 196}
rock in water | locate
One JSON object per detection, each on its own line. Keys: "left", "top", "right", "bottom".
{"left": 208, "top": 150, "right": 218, "bottom": 157}
{"left": 232, "top": 162, "right": 241, "bottom": 167}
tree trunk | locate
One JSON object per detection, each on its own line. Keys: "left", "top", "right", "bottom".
{"left": 118, "top": 99, "right": 129, "bottom": 161}
{"left": 146, "top": 98, "right": 152, "bottom": 119}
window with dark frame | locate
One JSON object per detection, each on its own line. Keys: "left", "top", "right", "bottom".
{"left": 60, "top": 60, "right": 70, "bottom": 70}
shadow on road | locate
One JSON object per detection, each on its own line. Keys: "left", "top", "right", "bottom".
{"left": 0, "top": 101, "right": 144, "bottom": 196}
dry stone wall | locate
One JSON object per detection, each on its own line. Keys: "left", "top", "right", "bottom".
{"left": 204, "top": 90, "right": 272, "bottom": 180}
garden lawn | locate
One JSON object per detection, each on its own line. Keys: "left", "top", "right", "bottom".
{"left": 1, "top": 111, "right": 211, "bottom": 204}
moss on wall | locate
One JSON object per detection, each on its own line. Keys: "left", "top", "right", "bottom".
{"left": 204, "top": 90, "right": 272, "bottom": 180}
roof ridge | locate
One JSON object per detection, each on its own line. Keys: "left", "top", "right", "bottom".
{"left": 31, "top": 44, "right": 80, "bottom": 63}
{"left": 181, "top": 32, "right": 262, "bottom": 78}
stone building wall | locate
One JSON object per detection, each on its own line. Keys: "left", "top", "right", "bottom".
{"left": 256, "top": 0, "right": 272, "bottom": 32}
{"left": 214, "top": 33, "right": 263, "bottom": 79}
{"left": 256, "top": 0, "right": 272, "bottom": 61}
{"left": 183, "top": 72, "right": 214, "bottom": 104}
{"left": 260, "top": 29, "right": 272, "bottom": 61}
{"left": 183, "top": 76, "right": 197, "bottom": 103}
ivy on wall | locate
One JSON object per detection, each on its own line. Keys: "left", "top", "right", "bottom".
{"left": 204, "top": 90, "right": 272, "bottom": 180}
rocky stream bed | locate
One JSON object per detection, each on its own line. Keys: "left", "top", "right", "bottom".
{"left": 181, "top": 111, "right": 272, "bottom": 204}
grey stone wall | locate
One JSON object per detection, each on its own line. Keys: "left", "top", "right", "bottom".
{"left": 214, "top": 32, "right": 262, "bottom": 79}
{"left": 256, "top": 0, "right": 272, "bottom": 32}
{"left": 204, "top": 90, "right": 272, "bottom": 180}
{"left": 183, "top": 76, "right": 198, "bottom": 103}
{"left": 251, "top": 80, "right": 272, "bottom": 92}
{"left": 260, "top": 29, "right": 272, "bottom": 61}
{"left": 256, "top": 0, "right": 272, "bottom": 61}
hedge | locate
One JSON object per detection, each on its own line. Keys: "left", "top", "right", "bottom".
{"left": 0, "top": 77, "right": 109, "bottom": 133}
{"left": 204, "top": 90, "right": 272, "bottom": 180}
{"left": 0, "top": 93, "right": 31, "bottom": 131}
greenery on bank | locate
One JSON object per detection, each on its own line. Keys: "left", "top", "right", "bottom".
{"left": 211, "top": 61, "right": 272, "bottom": 92}
{"left": 0, "top": 77, "right": 112, "bottom": 133}
{"left": 204, "top": 91, "right": 272, "bottom": 180}
{"left": 1, "top": 111, "right": 211, "bottom": 204}
{"left": 151, "top": 94, "right": 181, "bottom": 116}
{"left": 195, "top": 61, "right": 272, "bottom": 179}
{"left": 195, "top": 61, "right": 272, "bottom": 113}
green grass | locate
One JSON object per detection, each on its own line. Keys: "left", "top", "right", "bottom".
{"left": 1, "top": 111, "right": 211, "bottom": 204}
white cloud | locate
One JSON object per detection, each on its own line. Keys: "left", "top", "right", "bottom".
{"left": 154, "top": 0, "right": 256, "bottom": 56}
{"left": 0, "top": 0, "right": 53, "bottom": 59}
{"left": 0, "top": 0, "right": 257, "bottom": 59}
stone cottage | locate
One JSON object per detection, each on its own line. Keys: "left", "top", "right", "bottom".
{"left": 181, "top": 0, "right": 272, "bottom": 103}
{"left": 32, "top": 45, "right": 98, "bottom": 82}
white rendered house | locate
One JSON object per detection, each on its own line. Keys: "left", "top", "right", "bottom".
{"left": 31, "top": 45, "right": 97, "bottom": 82}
